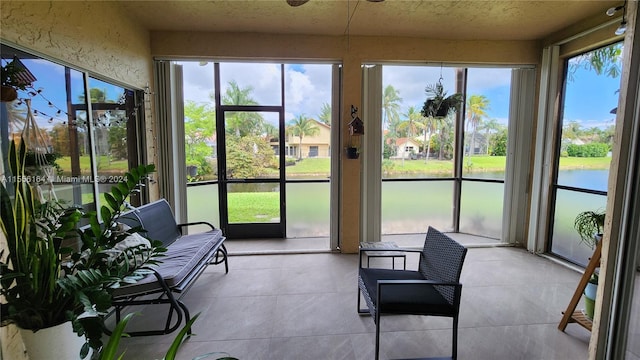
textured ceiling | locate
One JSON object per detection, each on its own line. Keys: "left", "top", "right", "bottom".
{"left": 119, "top": 0, "right": 620, "bottom": 41}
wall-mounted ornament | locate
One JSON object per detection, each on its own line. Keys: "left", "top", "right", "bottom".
{"left": 346, "top": 105, "right": 363, "bottom": 159}
{"left": 348, "top": 105, "right": 364, "bottom": 135}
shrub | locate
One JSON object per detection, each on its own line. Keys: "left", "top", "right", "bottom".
{"left": 566, "top": 143, "right": 609, "bottom": 157}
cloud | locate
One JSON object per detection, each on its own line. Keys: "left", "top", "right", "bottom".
{"left": 179, "top": 62, "right": 214, "bottom": 104}
{"left": 562, "top": 118, "right": 616, "bottom": 129}
{"left": 180, "top": 61, "right": 334, "bottom": 123}
{"left": 382, "top": 65, "right": 513, "bottom": 119}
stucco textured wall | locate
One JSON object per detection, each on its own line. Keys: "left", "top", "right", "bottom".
{"left": 0, "top": 2, "right": 154, "bottom": 358}
{"left": 1, "top": 1, "right": 151, "bottom": 88}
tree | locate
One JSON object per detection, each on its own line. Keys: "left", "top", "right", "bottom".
{"left": 415, "top": 115, "right": 437, "bottom": 163}
{"left": 220, "top": 80, "right": 264, "bottom": 136}
{"left": 318, "top": 102, "right": 331, "bottom": 125}
{"left": 567, "top": 42, "right": 623, "bottom": 81}
{"left": 398, "top": 106, "right": 422, "bottom": 139}
{"left": 480, "top": 118, "right": 503, "bottom": 155}
{"left": 490, "top": 128, "right": 508, "bottom": 156}
{"left": 108, "top": 122, "right": 127, "bottom": 160}
{"left": 436, "top": 116, "right": 455, "bottom": 160}
{"left": 184, "top": 101, "right": 215, "bottom": 175}
{"left": 49, "top": 124, "right": 71, "bottom": 155}
{"left": 466, "top": 94, "right": 490, "bottom": 156}
{"left": 382, "top": 85, "right": 402, "bottom": 130}
{"left": 397, "top": 106, "right": 423, "bottom": 165}
{"left": 226, "top": 135, "right": 277, "bottom": 178}
{"left": 287, "top": 114, "right": 320, "bottom": 160}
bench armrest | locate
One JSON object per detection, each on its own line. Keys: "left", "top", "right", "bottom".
{"left": 177, "top": 221, "right": 217, "bottom": 232}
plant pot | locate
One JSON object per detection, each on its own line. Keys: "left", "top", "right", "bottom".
{"left": 584, "top": 281, "right": 597, "bottom": 299}
{"left": 187, "top": 165, "right": 198, "bottom": 177}
{"left": 583, "top": 281, "right": 598, "bottom": 320}
{"left": 346, "top": 147, "right": 359, "bottom": 159}
{"left": 20, "top": 321, "right": 89, "bottom": 360}
{"left": 1, "top": 85, "right": 18, "bottom": 102}
{"left": 584, "top": 295, "right": 595, "bottom": 320}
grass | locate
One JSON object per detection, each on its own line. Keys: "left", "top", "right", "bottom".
{"left": 228, "top": 192, "right": 279, "bottom": 223}
{"left": 55, "top": 156, "right": 129, "bottom": 174}
{"left": 217, "top": 155, "right": 611, "bottom": 224}
{"left": 280, "top": 155, "right": 610, "bottom": 177}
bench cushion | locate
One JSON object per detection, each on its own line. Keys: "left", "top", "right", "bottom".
{"left": 113, "top": 229, "right": 224, "bottom": 297}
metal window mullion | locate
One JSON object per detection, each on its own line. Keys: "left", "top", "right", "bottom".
{"left": 330, "top": 64, "right": 342, "bottom": 250}
{"left": 83, "top": 72, "right": 101, "bottom": 218}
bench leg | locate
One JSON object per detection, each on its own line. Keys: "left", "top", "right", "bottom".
{"left": 211, "top": 244, "right": 229, "bottom": 274}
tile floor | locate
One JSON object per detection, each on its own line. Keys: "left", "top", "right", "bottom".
{"left": 113, "top": 238, "right": 594, "bottom": 360}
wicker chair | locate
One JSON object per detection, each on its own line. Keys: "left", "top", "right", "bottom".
{"left": 357, "top": 226, "right": 468, "bottom": 360}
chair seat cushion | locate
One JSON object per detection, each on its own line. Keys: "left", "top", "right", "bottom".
{"left": 359, "top": 268, "right": 455, "bottom": 316}
{"left": 113, "top": 229, "right": 223, "bottom": 297}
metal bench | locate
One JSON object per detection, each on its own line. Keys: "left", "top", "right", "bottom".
{"left": 106, "top": 199, "right": 228, "bottom": 336}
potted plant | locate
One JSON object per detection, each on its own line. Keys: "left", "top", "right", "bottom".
{"left": 574, "top": 209, "right": 606, "bottom": 249}
{"left": 1, "top": 57, "right": 33, "bottom": 102}
{"left": 421, "top": 81, "right": 462, "bottom": 119}
{"left": 23, "top": 150, "right": 62, "bottom": 178}
{"left": 186, "top": 159, "right": 199, "bottom": 178}
{"left": 583, "top": 273, "right": 598, "bottom": 320}
{"left": 345, "top": 145, "right": 360, "bottom": 159}
{"left": 574, "top": 209, "right": 604, "bottom": 321}
{"left": 0, "top": 139, "right": 165, "bottom": 359}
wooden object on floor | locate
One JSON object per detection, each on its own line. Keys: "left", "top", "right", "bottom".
{"left": 558, "top": 240, "right": 602, "bottom": 332}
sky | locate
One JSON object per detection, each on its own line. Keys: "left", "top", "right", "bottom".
{"left": 563, "top": 63, "right": 621, "bottom": 129}
{"left": 179, "top": 61, "right": 333, "bottom": 126}
{"left": 7, "top": 53, "right": 621, "bottom": 133}
{"left": 6, "top": 58, "right": 127, "bottom": 132}
{"left": 180, "top": 61, "right": 620, "bottom": 131}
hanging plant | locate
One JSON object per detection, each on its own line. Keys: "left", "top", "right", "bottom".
{"left": 421, "top": 81, "right": 462, "bottom": 118}
{"left": 1, "top": 57, "right": 35, "bottom": 102}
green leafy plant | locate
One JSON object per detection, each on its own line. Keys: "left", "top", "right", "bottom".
{"left": 0, "top": 139, "right": 165, "bottom": 358}
{"left": 574, "top": 209, "right": 606, "bottom": 249}
{"left": 1, "top": 57, "right": 33, "bottom": 90}
{"left": 421, "top": 81, "right": 463, "bottom": 119}
{"left": 100, "top": 313, "right": 238, "bottom": 360}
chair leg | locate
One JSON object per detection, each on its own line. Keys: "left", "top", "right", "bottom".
{"left": 452, "top": 316, "right": 459, "bottom": 360}
{"left": 357, "top": 285, "right": 370, "bottom": 315}
{"left": 375, "top": 311, "right": 381, "bottom": 360}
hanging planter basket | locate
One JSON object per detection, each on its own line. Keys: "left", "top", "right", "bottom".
{"left": 1, "top": 85, "right": 17, "bottom": 102}
{"left": 346, "top": 147, "right": 360, "bottom": 159}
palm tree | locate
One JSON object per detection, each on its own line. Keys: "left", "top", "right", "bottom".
{"left": 382, "top": 85, "right": 402, "bottom": 130}
{"left": 287, "top": 114, "right": 320, "bottom": 160}
{"left": 480, "top": 118, "right": 502, "bottom": 154}
{"left": 318, "top": 102, "right": 331, "bottom": 125}
{"left": 220, "top": 80, "right": 264, "bottom": 136}
{"left": 416, "top": 115, "right": 437, "bottom": 163}
{"left": 397, "top": 106, "right": 423, "bottom": 165}
{"left": 466, "top": 94, "right": 490, "bottom": 156}
{"left": 398, "top": 106, "right": 422, "bottom": 139}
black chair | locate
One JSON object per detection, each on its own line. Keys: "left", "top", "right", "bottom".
{"left": 357, "top": 226, "right": 468, "bottom": 360}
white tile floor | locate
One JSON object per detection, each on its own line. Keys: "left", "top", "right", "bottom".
{"left": 113, "top": 239, "right": 596, "bottom": 360}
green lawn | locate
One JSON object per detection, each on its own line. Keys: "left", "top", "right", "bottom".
{"left": 281, "top": 155, "right": 610, "bottom": 177}
{"left": 228, "top": 192, "right": 279, "bottom": 223}
{"left": 56, "top": 156, "right": 129, "bottom": 175}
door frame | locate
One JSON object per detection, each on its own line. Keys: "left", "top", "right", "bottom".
{"left": 214, "top": 63, "right": 287, "bottom": 239}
